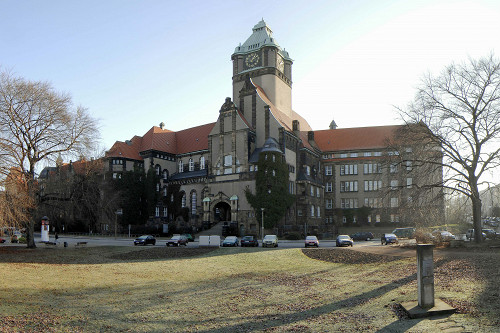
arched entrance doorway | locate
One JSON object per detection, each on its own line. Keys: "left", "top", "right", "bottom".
{"left": 213, "top": 201, "right": 231, "bottom": 223}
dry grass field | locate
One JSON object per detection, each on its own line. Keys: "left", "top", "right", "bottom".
{"left": 0, "top": 245, "right": 499, "bottom": 332}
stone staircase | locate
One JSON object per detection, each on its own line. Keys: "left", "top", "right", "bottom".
{"left": 195, "top": 222, "right": 225, "bottom": 240}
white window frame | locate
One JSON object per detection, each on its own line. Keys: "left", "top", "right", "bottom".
{"left": 200, "top": 156, "right": 205, "bottom": 170}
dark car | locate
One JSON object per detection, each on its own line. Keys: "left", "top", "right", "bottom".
{"left": 392, "top": 228, "right": 416, "bottom": 239}
{"left": 222, "top": 236, "right": 239, "bottom": 247}
{"left": 0, "top": 238, "right": 5, "bottom": 243}
{"left": 350, "top": 232, "right": 374, "bottom": 241}
{"left": 304, "top": 235, "right": 319, "bottom": 248}
{"left": 166, "top": 235, "right": 188, "bottom": 246}
{"left": 432, "top": 230, "right": 455, "bottom": 242}
{"left": 241, "top": 235, "right": 259, "bottom": 247}
{"left": 336, "top": 235, "right": 353, "bottom": 247}
{"left": 134, "top": 235, "right": 156, "bottom": 246}
{"left": 381, "top": 233, "right": 398, "bottom": 245}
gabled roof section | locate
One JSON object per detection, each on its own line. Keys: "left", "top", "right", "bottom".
{"left": 106, "top": 135, "right": 143, "bottom": 160}
{"left": 176, "top": 123, "right": 216, "bottom": 155}
{"left": 106, "top": 123, "right": 216, "bottom": 159}
{"left": 313, "top": 125, "right": 403, "bottom": 152}
{"left": 140, "top": 126, "right": 176, "bottom": 154}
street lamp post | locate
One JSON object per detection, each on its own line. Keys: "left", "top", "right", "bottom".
{"left": 115, "top": 209, "right": 123, "bottom": 239}
{"left": 261, "top": 208, "right": 265, "bottom": 241}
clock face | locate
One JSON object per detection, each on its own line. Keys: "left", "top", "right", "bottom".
{"left": 277, "top": 56, "right": 284, "bottom": 72}
{"left": 245, "top": 52, "right": 260, "bottom": 68}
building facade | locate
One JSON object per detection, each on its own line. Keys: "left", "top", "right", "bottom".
{"left": 48, "top": 20, "right": 444, "bottom": 236}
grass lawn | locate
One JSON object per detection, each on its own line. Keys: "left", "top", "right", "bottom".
{"left": 1, "top": 245, "right": 499, "bottom": 332}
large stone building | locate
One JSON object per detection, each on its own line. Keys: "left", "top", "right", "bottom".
{"left": 100, "top": 20, "right": 443, "bottom": 236}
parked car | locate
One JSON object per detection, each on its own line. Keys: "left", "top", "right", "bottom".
{"left": 466, "top": 229, "right": 487, "bottom": 240}
{"left": 482, "top": 229, "right": 499, "bottom": 240}
{"left": 166, "top": 235, "right": 188, "bottom": 246}
{"left": 350, "top": 232, "right": 374, "bottom": 241}
{"left": 304, "top": 235, "right": 319, "bottom": 248}
{"left": 262, "top": 235, "right": 278, "bottom": 248}
{"left": 240, "top": 235, "right": 259, "bottom": 247}
{"left": 432, "top": 230, "right": 455, "bottom": 242}
{"left": 0, "top": 238, "right": 6, "bottom": 243}
{"left": 134, "top": 235, "right": 156, "bottom": 246}
{"left": 182, "top": 234, "right": 195, "bottom": 242}
{"left": 381, "top": 233, "right": 398, "bottom": 245}
{"left": 336, "top": 235, "right": 353, "bottom": 247}
{"left": 392, "top": 227, "right": 415, "bottom": 239}
{"left": 222, "top": 236, "right": 239, "bottom": 247}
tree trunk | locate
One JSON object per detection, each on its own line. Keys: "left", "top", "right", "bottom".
{"left": 471, "top": 196, "right": 483, "bottom": 243}
{"left": 26, "top": 218, "right": 36, "bottom": 248}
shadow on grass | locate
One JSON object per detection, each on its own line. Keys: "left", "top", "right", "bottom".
{"left": 0, "top": 245, "right": 295, "bottom": 265}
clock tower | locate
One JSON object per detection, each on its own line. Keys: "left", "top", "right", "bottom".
{"left": 231, "top": 20, "right": 293, "bottom": 118}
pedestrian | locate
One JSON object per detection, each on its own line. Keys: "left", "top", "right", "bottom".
{"left": 55, "top": 232, "right": 59, "bottom": 243}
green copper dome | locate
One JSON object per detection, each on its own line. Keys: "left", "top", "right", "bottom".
{"left": 233, "top": 19, "right": 291, "bottom": 60}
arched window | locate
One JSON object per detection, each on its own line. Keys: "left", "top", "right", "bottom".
{"left": 181, "top": 192, "right": 186, "bottom": 208}
{"left": 163, "top": 186, "right": 167, "bottom": 196}
{"left": 200, "top": 156, "right": 205, "bottom": 169}
{"left": 178, "top": 160, "right": 183, "bottom": 173}
{"left": 189, "top": 158, "right": 194, "bottom": 171}
{"left": 155, "top": 165, "right": 161, "bottom": 176}
{"left": 163, "top": 170, "right": 168, "bottom": 180}
{"left": 191, "top": 191, "right": 197, "bottom": 215}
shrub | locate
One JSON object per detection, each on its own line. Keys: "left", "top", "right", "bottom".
{"left": 18, "top": 236, "right": 27, "bottom": 244}
{"left": 414, "top": 230, "right": 434, "bottom": 244}
{"left": 284, "top": 232, "right": 301, "bottom": 240}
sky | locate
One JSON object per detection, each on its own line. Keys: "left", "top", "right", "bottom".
{"left": 2, "top": 0, "right": 500, "bottom": 155}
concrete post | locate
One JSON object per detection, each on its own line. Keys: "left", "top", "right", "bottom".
{"left": 417, "top": 244, "right": 435, "bottom": 308}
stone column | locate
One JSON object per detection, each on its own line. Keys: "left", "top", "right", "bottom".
{"left": 417, "top": 244, "right": 435, "bottom": 308}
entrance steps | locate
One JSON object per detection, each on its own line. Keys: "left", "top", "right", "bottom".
{"left": 195, "top": 221, "right": 225, "bottom": 240}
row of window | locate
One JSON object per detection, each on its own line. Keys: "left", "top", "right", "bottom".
{"left": 323, "top": 179, "right": 413, "bottom": 193}
{"left": 322, "top": 151, "right": 383, "bottom": 159}
{"left": 341, "top": 214, "right": 400, "bottom": 223}
{"left": 325, "top": 197, "right": 408, "bottom": 209}
{"left": 154, "top": 191, "right": 198, "bottom": 217}
{"left": 179, "top": 156, "right": 206, "bottom": 173}
{"left": 325, "top": 162, "right": 412, "bottom": 176}
{"left": 296, "top": 206, "right": 322, "bottom": 218}
{"left": 339, "top": 197, "right": 399, "bottom": 209}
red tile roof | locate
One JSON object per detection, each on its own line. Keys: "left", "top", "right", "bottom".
{"left": 313, "top": 125, "right": 404, "bottom": 152}
{"left": 106, "top": 123, "right": 215, "bottom": 160}
{"left": 175, "top": 123, "right": 215, "bottom": 155}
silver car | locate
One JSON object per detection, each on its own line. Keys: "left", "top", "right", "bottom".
{"left": 262, "top": 235, "right": 278, "bottom": 248}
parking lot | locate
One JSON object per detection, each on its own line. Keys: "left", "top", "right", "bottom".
{"left": 1, "top": 234, "right": 395, "bottom": 250}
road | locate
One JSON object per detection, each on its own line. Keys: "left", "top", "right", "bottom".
{"left": 9, "top": 234, "right": 391, "bottom": 249}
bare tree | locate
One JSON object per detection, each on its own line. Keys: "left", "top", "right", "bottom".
{"left": 380, "top": 124, "right": 445, "bottom": 229}
{"left": 0, "top": 70, "right": 99, "bottom": 248}
{"left": 398, "top": 54, "right": 500, "bottom": 242}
